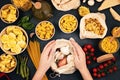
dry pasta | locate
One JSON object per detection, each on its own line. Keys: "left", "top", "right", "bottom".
{"left": 27, "top": 40, "right": 48, "bottom": 80}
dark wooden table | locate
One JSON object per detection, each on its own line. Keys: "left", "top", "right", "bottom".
{"left": 0, "top": 0, "right": 120, "bottom": 80}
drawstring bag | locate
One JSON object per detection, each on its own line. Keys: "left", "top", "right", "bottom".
{"left": 51, "top": 39, "right": 76, "bottom": 76}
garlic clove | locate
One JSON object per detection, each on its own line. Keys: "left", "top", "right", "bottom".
{"left": 60, "top": 46, "right": 70, "bottom": 55}
{"left": 88, "top": 0, "right": 95, "bottom": 6}
{"left": 96, "top": 0, "right": 103, "bottom": 2}
{"left": 83, "top": 0, "right": 87, "bottom": 3}
{"left": 30, "top": 32, "right": 35, "bottom": 38}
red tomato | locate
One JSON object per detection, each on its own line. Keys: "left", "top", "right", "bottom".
{"left": 109, "top": 69, "right": 113, "bottom": 73}
{"left": 103, "top": 63, "right": 108, "bottom": 67}
{"left": 90, "top": 48, "right": 95, "bottom": 52}
{"left": 87, "top": 60, "right": 91, "bottom": 64}
{"left": 99, "top": 64, "right": 104, "bottom": 69}
{"left": 58, "top": 57, "right": 67, "bottom": 67}
{"left": 107, "top": 60, "right": 112, "bottom": 64}
{"left": 93, "top": 57, "right": 97, "bottom": 61}
{"left": 93, "top": 68, "right": 98, "bottom": 73}
{"left": 97, "top": 74, "right": 101, "bottom": 78}
{"left": 113, "top": 66, "right": 117, "bottom": 71}
{"left": 86, "top": 44, "right": 92, "bottom": 49}
{"left": 83, "top": 47, "right": 87, "bottom": 52}
{"left": 93, "top": 72, "right": 97, "bottom": 77}
{"left": 101, "top": 72, "right": 106, "bottom": 77}
{"left": 86, "top": 56, "right": 90, "bottom": 60}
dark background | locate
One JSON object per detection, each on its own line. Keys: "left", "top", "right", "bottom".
{"left": 0, "top": 0, "right": 120, "bottom": 80}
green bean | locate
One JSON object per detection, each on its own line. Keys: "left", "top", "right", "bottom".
{"left": 26, "top": 66, "right": 29, "bottom": 80}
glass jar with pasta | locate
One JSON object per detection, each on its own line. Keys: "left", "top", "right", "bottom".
{"left": 99, "top": 36, "right": 119, "bottom": 54}
{"left": 11, "top": 0, "right": 32, "bottom": 11}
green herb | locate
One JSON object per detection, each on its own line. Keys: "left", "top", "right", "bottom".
{"left": 18, "top": 16, "right": 34, "bottom": 30}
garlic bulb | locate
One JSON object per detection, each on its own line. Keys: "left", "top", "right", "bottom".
{"left": 96, "top": 0, "right": 103, "bottom": 2}
{"left": 83, "top": 0, "right": 87, "bottom": 3}
{"left": 60, "top": 46, "right": 70, "bottom": 55}
{"left": 88, "top": 0, "right": 95, "bottom": 6}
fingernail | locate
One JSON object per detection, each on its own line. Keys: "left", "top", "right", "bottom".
{"left": 70, "top": 37, "right": 75, "bottom": 41}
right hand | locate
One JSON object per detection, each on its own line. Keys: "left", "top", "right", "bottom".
{"left": 70, "top": 39, "right": 87, "bottom": 71}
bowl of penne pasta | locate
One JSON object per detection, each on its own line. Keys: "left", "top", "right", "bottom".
{"left": 35, "top": 21, "right": 55, "bottom": 41}
{"left": 59, "top": 14, "right": 78, "bottom": 33}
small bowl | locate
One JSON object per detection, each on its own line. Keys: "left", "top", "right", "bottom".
{"left": 0, "top": 54, "right": 17, "bottom": 73}
{"left": 35, "top": 21, "right": 55, "bottom": 41}
{"left": 0, "top": 25, "right": 28, "bottom": 55}
{"left": 59, "top": 14, "right": 78, "bottom": 33}
{"left": 99, "top": 36, "right": 120, "bottom": 54}
{"left": 0, "top": 4, "right": 19, "bottom": 24}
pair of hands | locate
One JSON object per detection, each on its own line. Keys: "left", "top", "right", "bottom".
{"left": 33, "top": 39, "right": 93, "bottom": 80}
{"left": 39, "top": 39, "right": 87, "bottom": 73}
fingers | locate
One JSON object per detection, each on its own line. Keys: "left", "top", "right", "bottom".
{"left": 72, "top": 44, "right": 78, "bottom": 57}
{"left": 44, "top": 40, "right": 55, "bottom": 50}
{"left": 43, "top": 40, "right": 56, "bottom": 55}
{"left": 48, "top": 46, "right": 55, "bottom": 61}
{"left": 70, "top": 39, "right": 83, "bottom": 52}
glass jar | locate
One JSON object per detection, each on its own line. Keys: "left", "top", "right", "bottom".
{"left": 11, "top": 0, "right": 32, "bottom": 11}
{"left": 99, "top": 36, "right": 119, "bottom": 54}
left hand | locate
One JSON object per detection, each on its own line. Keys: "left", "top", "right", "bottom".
{"left": 39, "top": 40, "right": 56, "bottom": 73}
{"left": 32, "top": 40, "right": 55, "bottom": 80}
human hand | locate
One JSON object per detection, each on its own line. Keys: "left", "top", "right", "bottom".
{"left": 70, "top": 38, "right": 87, "bottom": 71}
{"left": 70, "top": 38, "right": 93, "bottom": 80}
{"left": 32, "top": 40, "right": 56, "bottom": 80}
{"left": 38, "top": 40, "right": 56, "bottom": 73}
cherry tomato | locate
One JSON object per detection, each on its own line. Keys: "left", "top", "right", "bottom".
{"left": 93, "top": 72, "right": 97, "bottom": 77}
{"left": 86, "top": 44, "right": 92, "bottom": 49}
{"left": 97, "top": 74, "right": 101, "bottom": 78}
{"left": 107, "top": 60, "right": 112, "bottom": 65}
{"left": 87, "top": 60, "right": 91, "bottom": 64}
{"left": 99, "top": 64, "right": 104, "bottom": 69}
{"left": 103, "top": 63, "right": 108, "bottom": 67}
{"left": 109, "top": 69, "right": 113, "bottom": 73}
{"left": 113, "top": 66, "right": 117, "bottom": 71}
{"left": 93, "top": 57, "right": 97, "bottom": 61}
{"left": 101, "top": 72, "right": 106, "bottom": 77}
{"left": 86, "top": 56, "right": 90, "bottom": 60}
{"left": 90, "top": 48, "right": 95, "bottom": 52}
{"left": 83, "top": 47, "right": 87, "bottom": 52}
{"left": 93, "top": 68, "right": 97, "bottom": 73}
